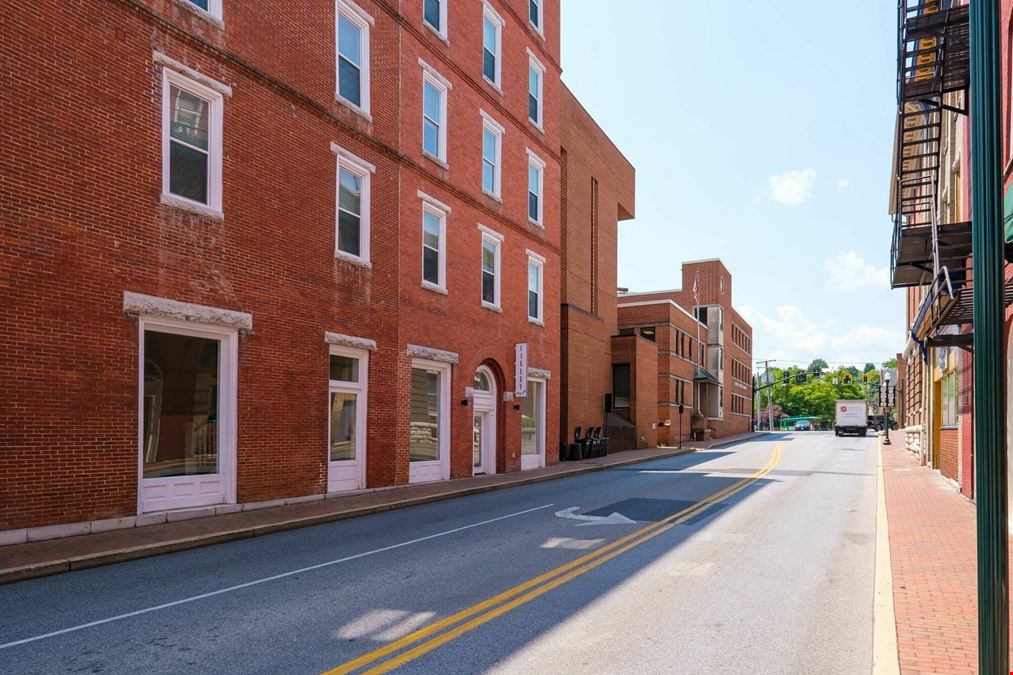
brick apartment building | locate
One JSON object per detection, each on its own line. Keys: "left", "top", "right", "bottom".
{"left": 558, "top": 85, "right": 635, "bottom": 453}
{"left": 1, "top": 0, "right": 567, "bottom": 539}
{"left": 616, "top": 260, "right": 754, "bottom": 444}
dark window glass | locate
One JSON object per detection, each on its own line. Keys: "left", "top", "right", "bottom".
{"left": 641, "top": 327, "right": 656, "bottom": 342}
{"left": 169, "top": 142, "right": 209, "bottom": 204}
{"left": 189, "top": 0, "right": 209, "bottom": 10}
{"left": 423, "top": 247, "right": 439, "bottom": 284}
{"left": 338, "top": 210, "right": 361, "bottom": 257}
{"left": 613, "top": 364, "right": 631, "bottom": 408}
{"left": 529, "top": 93, "right": 538, "bottom": 123}
{"left": 529, "top": 191, "right": 539, "bottom": 221}
{"left": 329, "top": 354, "right": 359, "bottom": 382}
{"left": 143, "top": 331, "right": 219, "bottom": 479}
{"left": 483, "top": 272, "right": 495, "bottom": 304}
{"left": 338, "top": 14, "right": 362, "bottom": 106}
{"left": 338, "top": 59, "right": 361, "bottom": 106}
{"left": 529, "top": 0, "right": 539, "bottom": 25}
{"left": 484, "top": 49, "right": 496, "bottom": 82}
{"left": 424, "top": 0, "right": 440, "bottom": 30}
{"left": 529, "top": 290, "right": 538, "bottom": 318}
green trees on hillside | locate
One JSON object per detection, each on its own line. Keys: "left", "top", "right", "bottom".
{"left": 755, "top": 367, "right": 871, "bottom": 423}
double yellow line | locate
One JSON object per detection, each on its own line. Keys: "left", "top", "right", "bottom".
{"left": 326, "top": 442, "right": 784, "bottom": 674}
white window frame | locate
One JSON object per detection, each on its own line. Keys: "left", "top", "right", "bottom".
{"left": 420, "top": 61, "right": 451, "bottom": 163}
{"left": 527, "top": 50, "right": 545, "bottom": 130}
{"left": 331, "top": 142, "right": 375, "bottom": 267}
{"left": 482, "top": 1, "right": 504, "bottom": 89}
{"left": 528, "top": 0, "right": 544, "bottom": 36}
{"left": 480, "top": 110, "right": 504, "bottom": 199}
{"left": 181, "top": 0, "right": 223, "bottom": 23}
{"left": 161, "top": 68, "right": 224, "bottom": 218}
{"left": 327, "top": 344, "right": 368, "bottom": 492}
{"left": 478, "top": 223, "right": 503, "bottom": 311}
{"left": 527, "top": 250, "right": 545, "bottom": 325}
{"left": 136, "top": 315, "right": 238, "bottom": 514}
{"left": 336, "top": 0, "right": 373, "bottom": 117}
{"left": 527, "top": 149, "right": 545, "bottom": 227}
{"left": 409, "top": 358, "right": 452, "bottom": 484}
{"left": 422, "top": 0, "right": 447, "bottom": 40}
{"left": 419, "top": 191, "right": 449, "bottom": 293}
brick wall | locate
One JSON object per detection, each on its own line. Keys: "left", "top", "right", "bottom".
{"left": 0, "top": 0, "right": 562, "bottom": 530}
{"left": 939, "top": 429, "right": 959, "bottom": 482}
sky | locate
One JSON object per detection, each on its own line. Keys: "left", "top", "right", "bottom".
{"left": 560, "top": 0, "right": 904, "bottom": 371}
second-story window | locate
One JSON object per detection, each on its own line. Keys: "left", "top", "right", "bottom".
{"left": 162, "top": 68, "right": 223, "bottom": 214}
{"left": 419, "top": 192, "right": 449, "bottom": 292}
{"left": 423, "top": 0, "right": 447, "bottom": 38}
{"left": 184, "top": 0, "right": 222, "bottom": 21}
{"left": 482, "top": 2, "right": 504, "bottom": 87}
{"left": 420, "top": 62, "right": 450, "bottom": 163}
{"left": 528, "top": 52, "right": 545, "bottom": 128}
{"left": 481, "top": 111, "right": 504, "bottom": 198}
{"left": 527, "top": 252, "right": 544, "bottom": 323}
{"left": 527, "top": 150, "right": 545, "bottom": 225}
{"left": 337, "top": 1, "right": 372, "bottom": 114}
{"left": 332, "top": 143, "right": 375, "bottom": 265}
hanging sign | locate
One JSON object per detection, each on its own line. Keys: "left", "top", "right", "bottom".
{"left": 515, "top": 343, "right": 528, "bottom": 398}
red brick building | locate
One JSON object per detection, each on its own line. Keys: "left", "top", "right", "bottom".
{"left": 558, "top": 85, "right": 635, "bottom": 452}
{"left": 617, "top": 260, "right": 754, "bottom": 443}
{"left": 1, "top": 0, "right": 562, "bottom": 539}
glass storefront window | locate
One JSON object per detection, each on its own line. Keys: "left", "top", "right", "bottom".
{"left": 410, "top": 368, "right": 440, "bottom": 462}
{"left": 521, "top": 379, "right": 542, "bottom": 456}
{"left": 329, "top": 392, "right": 357, "bottom": 461}
{"left": 143, "top": 330, "right": 220, "bottom": 479}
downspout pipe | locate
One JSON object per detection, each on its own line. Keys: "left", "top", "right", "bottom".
{"left": 969, "top": 0, "right": 1009, "bottom": 671}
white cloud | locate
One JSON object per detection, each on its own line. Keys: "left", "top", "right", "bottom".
{"left": 824, "top": 251, "right": 888, "bottom": 291}
{"left": 836, "top": 178, "right": 850, "bottom": 191}
{"left": 739, "top": 304, "right": 829, "bottom": 361}
{"left": 830, "top": 325, "right": 901, "bottom": 363}
{"left": 767, "top": 169, "right": 816, "bottom": 206}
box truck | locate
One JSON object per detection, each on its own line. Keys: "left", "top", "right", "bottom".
{"left": 835, "top": 400, "right": 868, "bottom": 437}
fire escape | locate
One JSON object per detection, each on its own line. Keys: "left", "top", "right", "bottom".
{"left": 889, "top": 0, "right": 975, "bottom": 351}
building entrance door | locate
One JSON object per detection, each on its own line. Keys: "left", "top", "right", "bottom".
{"left": 472, "top": 366, "right": 497, "bottom": 475}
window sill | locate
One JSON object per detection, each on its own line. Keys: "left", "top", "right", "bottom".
{"left": 421, "top": 280, "right": 448, "bottom": 295}
{"left": 528, "top": 118, "right": 545, "bottom": 135}
{"left": 169, "top": 0, "right": 224, "bottom": 29}
{"left": 528, "top": 218, "right": 544, "bottom": 229}
{"left": 335, "top": 250, "right": 372, "bottom": 269}
{"left": 482, "top": 189, "right": 502, "bottom": 203}
{"left": 422, "top": 151, "right": 449, "bottom": 170}
{"left": 528, "top": 317, "right": 544, "bottom": 327}
{"left": 528, "top": 20, "right": 545, "bottom": 39}
{"left": 335, "top": 95, "right": 373, "bottom": 123}
{"left": 160, "top": 192, "right": 224, "bottom": 221}
{"left": 481, "top": 301, "right": 502, "bottom": 313}
{"left": 482, "top": 76, "right": 503, "bottom": 96}
{"left": 422, "top": 21, "right": 449, "bottom": 44}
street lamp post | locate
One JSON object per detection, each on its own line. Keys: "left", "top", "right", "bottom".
{"left": 883, "top": 370, "right": 892, "bottom": 446}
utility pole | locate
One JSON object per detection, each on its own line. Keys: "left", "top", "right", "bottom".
{"left": 757, "top": 359, "right": 775, "bottom": 432}
{"left": 970, "top": 1, "right": 1008, "bottom": 670}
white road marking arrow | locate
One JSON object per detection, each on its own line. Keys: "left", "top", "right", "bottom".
{"left": 554, "top": 506, "right": 636, "bottom": 526}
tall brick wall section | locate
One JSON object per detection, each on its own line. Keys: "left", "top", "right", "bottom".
{"left": 938, "top": 429, "right": 959, "bottom": 483}
{"left": 610, "top": 335, "right": 658, "bottom": 449}
{"left": 0, "top": 0, "right": 561, "bottom": 530}
{"left": 558, "top": 85, "right": 634, "bottom": 447}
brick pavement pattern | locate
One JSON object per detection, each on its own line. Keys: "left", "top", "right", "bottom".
{"left": 882, "top": 431, "right": 984, "bottom": 674}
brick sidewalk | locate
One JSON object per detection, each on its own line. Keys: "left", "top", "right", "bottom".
{"left": 880, "top": 430, "right": 1001, "bottom": 674}
{"left": 0, "top": 432, "right": 765, "bottom": 585}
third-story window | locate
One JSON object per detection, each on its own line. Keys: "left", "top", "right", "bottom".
{"left": 420, "top": 64, "right": 450, "bottom": 162}
{"left": 480, "top": 111, "right": 503, "bottom": 197}
{"left": 529, "top": 0, "right": 542, "bottom": 31}
{"left": 482, "top": 3, "right": 503, "bottom": 87}
{"left": 162, "top": 69, "right": 223, "bottom": 212}
{"left": 527, "top": 151, "right": 545, "bottom": 225}
{"left": 527, "top": 253, "right": 544, "bottom": 322}
{"left": 423, "top": 0, "right": 444, "bottom": 35}
{"left": 337, "top": 1, "right": 371, "bottom": 114}
{"left": 528, "top": 53, "right": 544, "bottom": 127}
{"left": 482, "top": 239, "right": 497, "bottom": 305}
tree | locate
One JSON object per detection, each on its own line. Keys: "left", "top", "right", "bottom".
{"left": 808, "top": 358, "right": 828, "bottom": 374}
{"left": 863, "top": 362, "right": 876, "bottom": 373}
{"left": 882, "top": 357, "right": 898, "bottom": 369}
{"left": 846, "top": 366, "right": 860, "bottom": 377}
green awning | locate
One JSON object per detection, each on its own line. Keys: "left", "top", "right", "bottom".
{"left": 693, "top": 369, "right": 719, "bottom": 384}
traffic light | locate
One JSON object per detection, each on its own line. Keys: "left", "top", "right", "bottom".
{"left": 796, "top": 373, "right": 806, "bottom": 383}
{"left": 842, "top": 373, "right": 853, "bottom": 385}
{"left": 783, "top": 372, "right": 790, "bottom": 385}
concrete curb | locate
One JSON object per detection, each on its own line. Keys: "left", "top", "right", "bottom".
{"left": 0, "top": 444, "right": 718, "bottom": 585}
{"left": 872, "top": 436, "right": 900, "bottom": 674}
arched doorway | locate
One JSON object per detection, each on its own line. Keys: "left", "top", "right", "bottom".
{"left": 472, "top": 366, "right": 497, "bottom": 475}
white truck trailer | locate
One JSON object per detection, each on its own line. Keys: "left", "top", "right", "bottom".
{"left": 834, "top": 400, "right": 868, "bottom": 437}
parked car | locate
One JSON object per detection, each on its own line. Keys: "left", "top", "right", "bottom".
{"left": 867, "top": 415, "right": 898, "bottom": 432}
{"left": 793, "top": 420, "right": 812, "bottom": 431}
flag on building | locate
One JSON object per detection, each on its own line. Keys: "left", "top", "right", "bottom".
{"left": 692, "top": 271, "right": 700, "bottom": 305}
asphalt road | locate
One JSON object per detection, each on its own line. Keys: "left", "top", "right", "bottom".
{"left": 0, "top": 432, "right": 878, "bottom": 674}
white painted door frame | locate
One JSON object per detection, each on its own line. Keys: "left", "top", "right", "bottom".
{"left": 409, "top": 358, "right": 451, "bottom": 484}
{"left": 521, "top": 377, "right": 546, "bottom": 470}
{"left": 328, "top": 344, "right": 368, "bottom": 493}
{"left": 137, "top": 316, "right": 238, "bottom": 514}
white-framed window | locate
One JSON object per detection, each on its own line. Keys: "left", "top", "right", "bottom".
{"left": 422, "top": 0, "right": 447, "bottom": 39}
{"left": 328, "top": 345, "right": 367, "bottom": 481}
{"left": 162, "top": 68, "right": 224, "bottom": 215}
{"left": 527, "top": 51, "right": 545, "bottom": 129}
{"left": 336, "top": 0, "right": 373, "bottom": 115}
{"left": 941, "top": 370, "right": 958, "bottom": 427}
{"left": 480, "top": 110, "right": 504, "bottom": 198}
{"left": 332, "top": 143, "right": 375, "bottom": 266}
{"left": 184, "top": 0, "right": 223, "bottom": 22}
{"left": 419, "top": 191, "right": 449, "bottom": 292}
{"left": 527, "top": 250, "right": 545, "bottom": 323}
{"left": 527, "top": 150, "right": 545, "bottom": 226}
{"left": 421, "top": 61, "right": 451, "bottom": 162}
{"left": 528, "top": 0, "right": 543, "bottom": 35}
{"left": 482, "top": 2, "right": 504, "bottom": 88}
{"left": 409, "top": 358, "right": 451, "bottom": 484}
{"left": 478, "top": 224, "right": 503, "bottom": 310}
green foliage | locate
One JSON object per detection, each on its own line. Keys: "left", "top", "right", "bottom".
{"left": 846, "top": 366, "right": 860, "bottom": 377}
{"left": 808, "top": 358, "right": 828, "bottom": 373}
{"left": 863, "top": 362, "right": 876, "bottom": 373}
{"left": 882, "top": 357, "right": 898, "bottom": 369}
{"left": 758, "top": 365, "right": 870, "bottom": 422}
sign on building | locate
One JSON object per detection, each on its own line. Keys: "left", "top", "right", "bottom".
{"left": 515, "top": 343, "right": 528, "bottom": 398}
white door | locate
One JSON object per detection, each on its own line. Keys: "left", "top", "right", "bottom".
{"left": 409, "top": 360, "right": 451, "bottom": 484}
{"left": 471, "top": 367, "right": 497, "bottom": 475}
{"left": 521, "top": 378, "right": 545, "bottom": 470}
{"left": 139, "top": 319, "right": 236, "bottom": 513}
{"left": 328, "top": 346, "right": 368, "bottom": 493}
